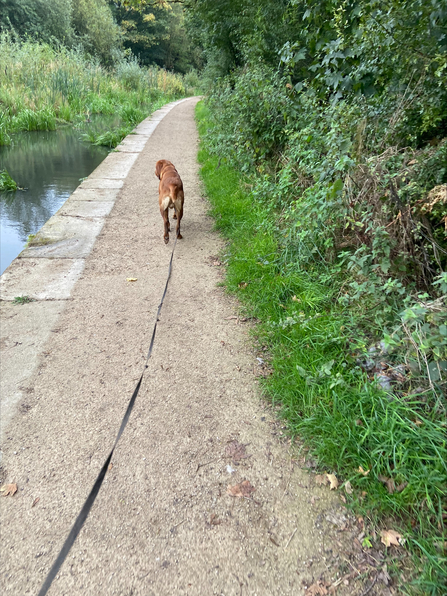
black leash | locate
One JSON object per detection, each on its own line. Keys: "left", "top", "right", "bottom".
{"left": 38, "top": 236, "right": 178, "bottom": 596}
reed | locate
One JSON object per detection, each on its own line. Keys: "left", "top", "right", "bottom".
{"left": 0, "top": 34, "right": 189, "bottom": 146}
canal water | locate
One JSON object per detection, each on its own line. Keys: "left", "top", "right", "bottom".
{"left": 0, "top": 124, "right": 110, "bottom": 274}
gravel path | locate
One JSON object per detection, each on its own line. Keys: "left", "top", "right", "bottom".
{"left": 0, "top": 98, "right": 361, "bottom": 595}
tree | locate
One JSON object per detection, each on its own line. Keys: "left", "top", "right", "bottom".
{"left": 72, "top": 0, "right": 121, "bottom": 66}
{"left": 0, "top": 0, "right": 75, "bottom": 46}
{"left": 111, "top": 0, "right": 200, "bottom": 72}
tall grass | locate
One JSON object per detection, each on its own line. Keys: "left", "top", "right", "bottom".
{"left": 196, "top": 101, "right": 447, "bottom": 595}
{"left": 0, "top": 34, "right": 191, "bottom": 146}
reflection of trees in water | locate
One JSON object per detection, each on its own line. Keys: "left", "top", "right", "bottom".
{"left": 0, "top": 127, "right": 108, "bottom": 242}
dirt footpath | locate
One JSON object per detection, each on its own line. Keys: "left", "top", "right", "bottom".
{"left": 1, "top": 98, "right": 369, "bottom": 595}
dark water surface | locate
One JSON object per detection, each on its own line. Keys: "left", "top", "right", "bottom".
{"left": 0, "top": 125, "right": 110, "bottom": 274}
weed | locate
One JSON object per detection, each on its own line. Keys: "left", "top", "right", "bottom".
{"left": 26, "top": 235, "right": 52, "bottom": 247}
{"left": 0, "top": 169, "right": 18, "bottom": 191}
{"left": 13, "top": 296, "right": 35, "bottom": 304}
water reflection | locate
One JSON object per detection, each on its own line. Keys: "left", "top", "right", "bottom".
{"left": 0, "top": 123, "right": 110, "bottom": 274}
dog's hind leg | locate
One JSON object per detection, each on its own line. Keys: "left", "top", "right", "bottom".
{"left": 174, "top": 200, "right": 183, "bottom": 239}
{"left": 160, "top": 206, "right": 170, "bottom": 244}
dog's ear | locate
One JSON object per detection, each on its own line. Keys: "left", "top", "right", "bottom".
{"left": 155, "top": 160, "right": 164, "bottom": 179}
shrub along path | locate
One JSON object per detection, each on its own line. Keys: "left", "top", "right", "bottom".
{"left": 1, "top": 98, "right": 386, "bottom": 595}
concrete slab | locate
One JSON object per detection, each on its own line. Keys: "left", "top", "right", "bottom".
{"left": 116, "top": 135, "right": 150, "bottom": 152}
{"left": 58, "top": 200, "right": 115, "bottom": 218}
{"left": 0, "top": 301, "right": 67, "bottom": 437}
{"left": 0, "top": 258, "right": 84, "bottom": 300}
{"left": 133, "top": 120, "right": 160, "bottom": 135}
{"left": 71, "top": 187, "right": 121, "bottom": 201}
{"left": 20, "top": 215, "right": 104, "bottom": 259}
{"left": 88, "top": 151, "right": 139, "bottom": 179}
{"left": 79, "top": 178, "right": 124, "bottom": 190}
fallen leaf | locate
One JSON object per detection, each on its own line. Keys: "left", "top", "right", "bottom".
{"left": 292, "top": 295, "right": 300, "bottom": 302}
{"left": 238, "top": 282, "right": 248, "bottom": 288}
{"left": 0, "top": 483, "right": 18, "bottom": 497}
{"left": 306, "top": 580, "right": 328, "bottom": 595}
{"left": 344, "top": 480, "right": 353, "bottom": 495}
{"left": 269, "top": 535, "right": 280, "bottom": 546}
{"left": 227, "top": 480, "right": 256, "bottom": 498}
{"left": 326, "top": 473, "right": 339, "bottom": 490}
{"left": 315, "top": 474, "right": 329, "bottom": 486}
{"left": 32, "top": 497, "right": 40, "bottom": 508}
{"left": 380, "top": 529, "right": 402, "bottom": 547}
{"left": 108, "top": 462, "right": 113, "bottom": 471}
{"left": 408, "top": 159, "right": 417, "bottom": 165}
{"left": 358, "top": 466, "right": 370, "bottom": 476}
{"left": 126, "top": 277, "right": 137, "bottom": 282}
{"left": 378, "top": 474, "right": 396, "bottom": 494}
{"left": 225, "top": 440, "right": 250, "bottom": 462}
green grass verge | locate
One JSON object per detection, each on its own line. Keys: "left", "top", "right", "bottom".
{"left": 196, "top": 101, "right": 447, "bottom": 595}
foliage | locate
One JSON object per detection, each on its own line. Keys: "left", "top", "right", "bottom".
{"left": 197, "top": 99, "right": 447, "bottom": 594}
{"left": 0, "top": 0, "right": 123, "bottom": 66}
{"left": 0, "top": 168, "right": 18, "bottom": 191}
{"left": 0, "top": 0, "right": 75, "bottom": 47}
{"left": 71, "top": 0, "right": 121, "bottom": 67}
{"left": 110, "top": 0, "right": 202, "bottom": 73}
{"left": 190, "top": 6, "right": 447, "bottom": 591}
{"left": 0, "top": 35, "right": 188, "bottom": 146}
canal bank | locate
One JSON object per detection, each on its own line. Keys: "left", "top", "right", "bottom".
{"left": 0, "top": 97, "right": 192, "bottom": 436}
{"left": 1, "top": 96, "right": 360, "bottom": 596}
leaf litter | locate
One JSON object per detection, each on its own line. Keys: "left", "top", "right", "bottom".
{"left": 227, "top": 480, "right": 256, "bottom": 498}
{"left": 0, "top": 483, "right": 18, "bottom": 497}
{"left": 224, "top": 439, "right": 251, "bottom": 462}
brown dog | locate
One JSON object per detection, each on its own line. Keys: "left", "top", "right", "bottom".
{"left": 155, "top": 159, "right": 184, "bottom": 244}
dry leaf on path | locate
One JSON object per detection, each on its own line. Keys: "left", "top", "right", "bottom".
{"left": 306, "top": 580, "right": 328, "bottom": 595}
{"left": 32, "top": 497, "right": 40, "bottom": 508}
{"left": 126, "top": 278, "right": 137, "bottom": 282}
{"left": 0, "top": 483, "right": 18, "bottom": 497}
{"left": 225, "top": 440, "right": 250, "bottom": 462}
{"left": 227, "top": 480, "right": 256, "bottom": 498}
{"left": 380, "top": 529, "right": 402, "bottom": 547}
{"left": 327, "top": 473, "right": 339, "bottom": 490}
{"left": 315, "top": 474, "right": 329, "bottom": 486}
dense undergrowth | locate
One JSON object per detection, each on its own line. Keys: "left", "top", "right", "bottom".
{"left": 0, "top": 35, "right": 196, "bottom": 150}
{"left": 196, "top": 73, "right": 446, "bottom": 594}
